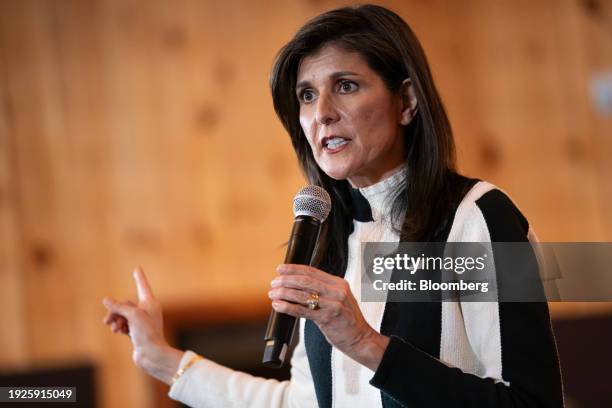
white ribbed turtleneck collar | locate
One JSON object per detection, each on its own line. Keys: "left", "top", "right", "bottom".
{"left": 350, "top": 163, "right": 407, "bottom": 223}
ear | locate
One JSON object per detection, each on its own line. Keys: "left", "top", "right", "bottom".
{"left": 398, "top": 78, "right": 418, "bottom": 126}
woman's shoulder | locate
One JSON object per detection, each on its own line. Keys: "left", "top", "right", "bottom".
{"left": 447, "top": 176, "right": 532, "bottom": 242}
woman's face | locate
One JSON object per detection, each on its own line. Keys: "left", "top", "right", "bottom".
{"left": 296, "top": 44, "right": 411, "bottom": 188}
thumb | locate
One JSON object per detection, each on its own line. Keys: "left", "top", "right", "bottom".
{"left": 102, "top": 297, "right": 136, "bottom": 318}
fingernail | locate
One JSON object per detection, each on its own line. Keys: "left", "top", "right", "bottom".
{"left": 270, "top": 279, "right": 280, "bottom": 287}
{"left": 268, "top": 290, "right": 275, "bottom": 298}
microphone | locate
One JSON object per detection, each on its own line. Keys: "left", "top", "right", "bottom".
{"left": 262, "top": 185, "right": 332, "bottom": 368}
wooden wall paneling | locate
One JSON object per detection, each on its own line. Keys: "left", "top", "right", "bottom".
{"left": 0, "top": 1, "right": 28, "bottom": 367}
{"left": 548, "top": 0, "right": 612, "bottom": 320}
{"left": 40, "top": 1, "right": 139, "bottom": 407}
{"left": 549, "top": 0, "right": 610, "bottom": 241}
{"left": 98, "top": 1, "right": 180, "bottom": 406}
{"left": 469, "top": 1, "right": 603, "bottom": 241}
{"left": 575, "top": 0, "right": 612, "bottom": 235}
{"left": 0, "top": 0, "right": 79, "bottom": 364}
{"left": 39, "top": 0, "right": 113, "bottom": 361}
{"left": 0, "top": 1, "right": 610, "bottom": 406}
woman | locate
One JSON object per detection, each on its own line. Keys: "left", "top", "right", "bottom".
{"left": 103, "top": 4, "right": 563, "bottom": 407}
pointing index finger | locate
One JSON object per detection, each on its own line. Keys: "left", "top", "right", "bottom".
{"left": 133, "top": 266, "right": 154, "bottom": 301}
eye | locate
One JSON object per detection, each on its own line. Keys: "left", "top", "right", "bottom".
{"left": 338, "top": 79, "right": 358, "bottom": 93}
{"left": 299, "top": 89, "right": 316, "bottom": 104}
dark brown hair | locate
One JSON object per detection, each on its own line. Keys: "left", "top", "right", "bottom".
{"left": 270, "top": 4, "right": 459, "bottom": 276}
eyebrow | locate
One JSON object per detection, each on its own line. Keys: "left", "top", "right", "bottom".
{"left": 295, "top": 71, "right": 359, "bottom": 92}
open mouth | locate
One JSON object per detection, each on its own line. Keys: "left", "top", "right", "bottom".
{"left": 322, "top": 136, "right": 350, "bottom": 150}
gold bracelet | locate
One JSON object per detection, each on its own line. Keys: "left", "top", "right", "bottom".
{"left": 171, "top": 354, "right": 204, "bottom": 386}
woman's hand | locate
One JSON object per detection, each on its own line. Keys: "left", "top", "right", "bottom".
{"left": 268, "top": 264, "right": 390, "bottom": 371}
{"left": 102, "top": 266, "right": 183, "bottom": 385}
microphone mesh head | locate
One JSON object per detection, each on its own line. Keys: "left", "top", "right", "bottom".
{"left": 293, "top": 185, "right": 331, "bottom": 222}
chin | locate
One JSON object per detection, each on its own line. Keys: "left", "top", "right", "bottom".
{"left": 319, "top": 165, "right": 352, "bottom": 181}
{"left": 315, "top": 156, "right": 358, "bottom": 181}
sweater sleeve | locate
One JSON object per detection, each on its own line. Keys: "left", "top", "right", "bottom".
{"left": 369, "top": 188, "right": 564, "bottom": 407}
{"left": 168, "top": 319, "right": 318, "bottom": 408}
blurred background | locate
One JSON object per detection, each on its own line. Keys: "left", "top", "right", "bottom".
{"left": 0, "top": 0, "right": 611, "bottom": 407}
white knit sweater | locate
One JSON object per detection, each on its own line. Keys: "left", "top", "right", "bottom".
{"left": 167, "top": 167, "right": 562, "bottom": 407}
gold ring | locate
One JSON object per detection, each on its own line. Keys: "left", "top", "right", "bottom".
{"left": 306, "top": 292, "right": 319, "bottom": 310}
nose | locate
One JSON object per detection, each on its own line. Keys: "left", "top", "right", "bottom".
{"left": 315, "top": 92, "right": 339, "bottom": 126}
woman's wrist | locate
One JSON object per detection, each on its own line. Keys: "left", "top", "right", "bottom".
{"left": 136, "top": 344, "right": 185, "bottom": 385}
{"left": 350, "top": 330, "right": 390, "bottom": 372}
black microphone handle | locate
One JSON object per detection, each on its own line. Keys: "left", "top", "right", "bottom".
{"left": 262, "top": 215, "right": 322, "bottom": 367}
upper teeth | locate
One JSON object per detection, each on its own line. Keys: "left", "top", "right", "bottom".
{"left": 326, "top": 137, "right": 348, "bottom": 148}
